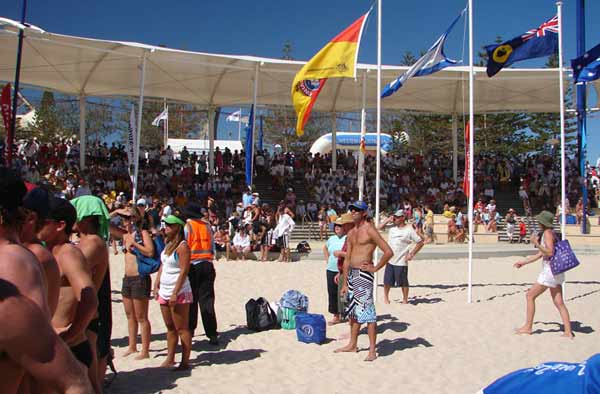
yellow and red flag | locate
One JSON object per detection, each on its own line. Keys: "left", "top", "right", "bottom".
{"left": 291, "top": 10, "right": 371, "bottom": 136}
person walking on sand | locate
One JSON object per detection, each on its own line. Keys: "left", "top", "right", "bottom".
{"left": 377, "top": 209, "right": 424, "bottom": 304}
{"left": 335, "top": 201, "right": 394, "bottom": 361}
{"left": 154, "top": 214, "right": 193, "bottom": 370}
{"left": 323, "top": 220, "right": 347, "bottom": 325}
{"left": 513, "top": 210, "right": 573, "bottom": 338}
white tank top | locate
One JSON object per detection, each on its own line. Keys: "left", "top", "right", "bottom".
{"left": 158, "top": 242, "right": 192, "bottom": 300}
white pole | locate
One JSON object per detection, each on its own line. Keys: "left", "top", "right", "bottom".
{"left": 208, "top": 108, "right": 215, "bottom": 175}
{"left": 557, "top": 1, "right": 567, "bottom": 300}
{"left": 238, "top": 106, "right": 242, "bottom": 141}
{"left": 332, "top": 113, "right": 337, "bottom": 172}
{"left": 250, "top": 63, "right": 259, "bottom": 187}
{"left": 132, "top": 53, "right": 147, "bottom": 202}
{"left": 79, "top": 95, "right": 86, "bottom": 170}
{"left": 358, "top": 70, "right": 367, "bottom": 200}
{"left": 452, "top": 112, "right": 458, "bottom": 182}
{"left": 558, "top": 1, "right": 566, "bottom": 241}
{"left": 163, "top": 98, "right": 167, "bottom": 149}
{"left": 467, "top": 0, "right": 475, "bottom": 303}
{"left": 374, "top": 0, "right": 382, "bottom": 302}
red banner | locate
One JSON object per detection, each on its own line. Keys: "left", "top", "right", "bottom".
{"left": 1, "top": 84, "right": 12, "bottom": 165}
{"left": 463, "top": 121, "right": 470, "bottom": 198}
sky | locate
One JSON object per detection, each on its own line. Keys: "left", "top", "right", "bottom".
{"left": 3, "top": 0, "right": 600, "bottom": 162}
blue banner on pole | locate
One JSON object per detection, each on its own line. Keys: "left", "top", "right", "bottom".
{"left": 245, "top": 105, "right": 254, "bottom": 187}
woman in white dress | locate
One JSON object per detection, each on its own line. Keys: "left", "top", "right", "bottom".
{"left": 513, "top": 210, "right": 573, "bottom": 338}
{"left": 154, "top": 214, "right": 193, "bottom": 369}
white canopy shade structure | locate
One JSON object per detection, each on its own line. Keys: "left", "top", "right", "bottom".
{"left": 1, "top": 16, "right": 597, "bottom": 114}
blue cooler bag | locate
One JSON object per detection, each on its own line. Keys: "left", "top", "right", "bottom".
{"left": 295, "top": 313, "right": 326, "bottom": 344}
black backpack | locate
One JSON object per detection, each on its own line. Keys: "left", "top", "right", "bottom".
{"left": 296, "top": 241, "right": 311, "bottom": 253}
{"left": 245, "top": 297, "right": 278, "bottom": 332}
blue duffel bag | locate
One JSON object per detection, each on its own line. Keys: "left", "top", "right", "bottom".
{"left": 295, "top": 313, "right": 326, "bottom": 344}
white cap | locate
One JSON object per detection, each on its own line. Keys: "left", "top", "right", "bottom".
{"left": 393, "top": 209, "right": 405, "bottom": 217}
{"left": 136, "top": 198, "right": 147, "bottom": 206}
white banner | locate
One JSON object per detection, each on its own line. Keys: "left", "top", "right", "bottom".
{"left": 127, "top": 106, "right": 136, "bottom": 180}
{"left": 152, "top": 107, "right": 168, "bottom": 126}
{"left": 226, "top": 110, "right": 241, "bottom": 122}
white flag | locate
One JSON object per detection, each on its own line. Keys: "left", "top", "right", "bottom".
{"left": 226, "top": 110, "right": 241, "bottom": 122}
{"left": 151, "top": 107, "right": 168, "bottom": 126}
{"left": 127, "top": 106, "right": 136, "bottom": 174}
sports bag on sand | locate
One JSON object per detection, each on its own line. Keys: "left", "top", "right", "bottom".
{"left": 295, "top": 313, "right": 326, "bottom": 344}
{"left": 550, "top": 239, "right": 580, "bottom": 275}
{"left": 246, "top": 297, "right": 278, "bottom": 331}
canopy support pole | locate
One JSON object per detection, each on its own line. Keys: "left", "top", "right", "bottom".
{"left": 79, "top": 94, "right": 86, "bottom": 170}
{"left": 132, "top": 52, "right": 147, "bottom": 202}
{"left": 467, "top": 0, "right": 475, "bottom": 303}
{"left": 208, "top": 107, "right": 216, "bottom": 175}
{"left": 250, "top": 63, "right": 259, "bottom": 187}
{"left": 374, "top": 0, "right": 382, "bottom": 302}
{"left": 332, "top": 113, "right": 337, "bottom": 172}
{"left": 452, "top": 112, "right": 458, "bottom": 182}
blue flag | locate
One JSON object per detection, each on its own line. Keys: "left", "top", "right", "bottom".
{"left": 486, "top": 15, "right": 558, "bottom": 77}
{"left": 572, "top": 42, "right": 600, "bottom": 83}
{"left": 245, "top": 105, "right": 254, "bottom": 187}
{"left": 258, "top": 115, "right": 264, "bottom": 151}
{"left": 381, "top": 7, "right": 466, "bottom": 98}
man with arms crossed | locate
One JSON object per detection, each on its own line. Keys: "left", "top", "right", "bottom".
{"left": 378, "top": 209, "right": 424, "bottom": 304}
{"left": 38, "top": 197, "right": 99, "bottom": 378}
{"left": 335, "top": 201, "right": 393, "bottom": 361}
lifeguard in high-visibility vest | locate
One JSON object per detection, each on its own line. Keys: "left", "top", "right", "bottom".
{"left": 181, "top": 201, "right": 219, "bottom": 345}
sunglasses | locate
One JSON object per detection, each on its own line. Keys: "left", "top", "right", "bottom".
{"left": 349, "top": 207, "right": 364, "bottom": 213}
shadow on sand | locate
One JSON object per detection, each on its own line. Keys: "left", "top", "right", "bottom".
{"left": 532, "top": 320, "right": 594, "bottom": 335}
{"left": 376, "top": 337, "right": 433, "bottom": 357}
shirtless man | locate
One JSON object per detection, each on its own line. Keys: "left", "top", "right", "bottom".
{"left": 335, "top": 201, "right": 393, "bottom": 361}
{"left": 20, "top": 187, "right": 61, "bottom": 316}
{"left": 38, "top": 197, "right": 98, "bottom": 382}
{"left": 0, "top": 170, "right": 90, "bottom": 393}
{"left": 71, "top": 196, "right": 111, "bottom": 394}
{"left": 0, "top": 278, "right": 93, "bottom": 394}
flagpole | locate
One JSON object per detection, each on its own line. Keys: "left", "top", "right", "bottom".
{"left": 132, "top": 52, "right": 147, "bottom": 202}
{"left": 8, "top": 0, "right": 27, "bottom": 167}
{"left": 374, "top": 0, "right": 382, "bottom": 302}
{"left": 467, "top": 0, "right": 474, "bottom": 304}
{"left": 576, "top": 0, "right": 587, "bottom": 235}
{"left": 557, "top": 1, "right": 566, "bottom": 241}
{"left": 358, "top": 70, "right": 367, "bottom": 201}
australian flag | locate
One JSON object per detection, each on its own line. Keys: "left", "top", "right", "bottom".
{"left": 571, "top": 42, "right": 600, "bottom": 83}
{"left": 486, "top": 15, "right": 558, "bottom": 77}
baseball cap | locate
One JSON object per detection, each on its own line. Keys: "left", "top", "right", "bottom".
{"left": 349, "top": 200, "right": 368, "bottom": 211}
{"left": 136, "top": 198, "right": 147, "bottom": 206}
{"left": 162, "top": 215, "right": 186, "bottom": 226}
{"left": 22, "top": 187, "right": 51, "bottom": 220}
{"left": 393, "top": 209, "right": 405, "bottom": 217}
{"left": 0, "top": 168, "right": 27, "bottom": 210}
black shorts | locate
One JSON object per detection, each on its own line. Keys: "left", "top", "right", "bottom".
{"left": 384, "top": 264, "right": 409, "bottom": 287}
{"left": 122, "top": 275, "right": 151, "bottom": 299}
{"left": 70, "top": 340, "right": 93, "bottom": 368}
{"left": 215, "top": 243, "right": 227, "bottom": 252}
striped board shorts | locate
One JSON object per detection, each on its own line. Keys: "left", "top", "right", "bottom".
{"left": 344, "top": 268, "right": 377, "bottom": 324}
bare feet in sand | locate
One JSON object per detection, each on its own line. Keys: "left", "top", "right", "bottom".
{"left": 561, "top": 333, "right": 575, "bottom": 339}
{"left": 134, "top": 352, "right": 150, "bottom": 360}
{"left": 173, "top": 363, "right": 190, "bottom": 371}
{"left": 364, "top": 352, "right": 377, "bottom": 362}
{"left": 123, "top": 348, "right": 138, "bottom": 357}
{"left": 328, "top": 317, "right": 342, "bottom": 326}
{"left": 383, "top": 298, "right": 391, "bottom": 304}
{"left": 515, "top": 327, "right": 532, "bottom": 335}
{"left": 160, "top": 360, "right": 176, "bottom": 368}
{"left": 401, "top": 300, "right": 409, "bottom": 305}
{"left": 334, "top": 345, "right": 358, "bottom": 353}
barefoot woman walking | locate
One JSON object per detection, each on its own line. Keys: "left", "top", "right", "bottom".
{"left": 513, "top": 210, "right": 573, "bottom": 338}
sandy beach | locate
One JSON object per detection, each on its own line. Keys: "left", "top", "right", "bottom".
{"left": 105, "top": 251, "right": 599, "bottom": 394}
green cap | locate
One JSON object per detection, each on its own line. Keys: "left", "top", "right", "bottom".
{"left": 163, "top": 215, "right": 186, "bottom": 227}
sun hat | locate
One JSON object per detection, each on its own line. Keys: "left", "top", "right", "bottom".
{"left": 334, "top": 212, "right": 354, "bottom": 225}
{"left": 535, "top": 210, "right": 555, "bottom": 228}
{"left": 136, "top": 198, "right": 147, "bottom": 206}
{"left": 162, "top": 215, "right": 186, "bottom": 226}
{"left": 349, "top": 200, "right": 368, "bottom": 211}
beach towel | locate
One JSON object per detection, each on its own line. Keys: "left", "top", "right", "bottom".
{"left": 279, "top": 290, "right": 309, "bottom": 312}
{"left": 70, "top": 195, "right": 110, "bottom": 241}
